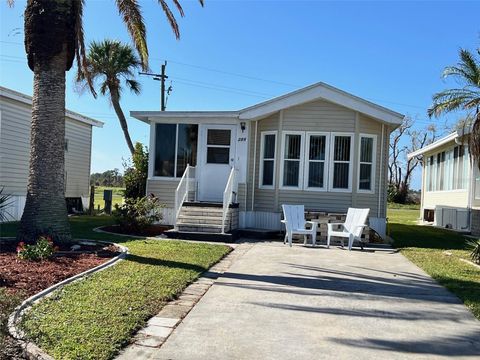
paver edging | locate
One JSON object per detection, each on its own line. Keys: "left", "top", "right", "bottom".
{"left": 7, "top": 240, "right": 129, "bottom": 360}
{"left": 115, "top": 241, "right": 254, "bottom": 359}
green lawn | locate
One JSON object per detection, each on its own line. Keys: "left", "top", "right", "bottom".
{"left": 1, "top": 217, "right": 230, "bottom": 360}
{"left": 388, "top": 205, "right": 480, "bottom": 320}
{"left": 93, "top": 186, "right": 125, "bottom": 211}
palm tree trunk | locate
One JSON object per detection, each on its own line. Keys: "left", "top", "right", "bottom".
{"left": 110, "top": 88, "right": 135, "bottom": 155}
{"left": 17, "top": 47, "right": 71, "bottom": 243}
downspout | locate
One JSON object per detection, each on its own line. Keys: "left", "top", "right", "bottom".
{"left": 251, "top": 120, "right": 258, "bottom": 211}
{"left": 377, "top": 123, "right": 385, "bottom": 218}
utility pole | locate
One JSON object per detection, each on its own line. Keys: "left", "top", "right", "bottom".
{"left": 139, "top": 61, "right": 169, "bottom": 111}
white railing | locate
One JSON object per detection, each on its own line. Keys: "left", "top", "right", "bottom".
{"left": 174, "top": 165, "right": 196, "bottom": 228}
{"left": 222, "top": 167, "right": 237, "bottom": 234}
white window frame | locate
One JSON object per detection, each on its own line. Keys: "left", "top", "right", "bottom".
{"left": 304, "top": 132, "right": 329, "bottom": 192}
{"left": 280, "top": 131, "right": 305, "bottom": 190}
{"left": 328, "top": 132, "right": 354, "bottom": 192}
{"left": 357, "top": 134, "right": 377, "bottom": 194}
{"left": 259, "top": 131, "right": 277, "bottom": 189}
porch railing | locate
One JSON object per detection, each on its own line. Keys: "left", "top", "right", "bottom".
{"left": 174, "top": 165, "right": 196, "bottom": 228}
{"left": 222, "top": 167, "right": 237, "bottom": 234}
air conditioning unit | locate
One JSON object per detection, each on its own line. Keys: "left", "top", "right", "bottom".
{"left": 435, "top": 206, "right": 470, "bottom": 231}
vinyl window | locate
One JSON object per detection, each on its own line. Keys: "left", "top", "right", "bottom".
{"left": 280, "top": 132, "right": 304, "bottom": 189}
{"left": 154, "top": 123, "right": 198, "bottom": 178}
{"left": 304, "top": 133, "right": 328, "bottom": 190}
{"left": 358, "top": 135, "right": 376, "bottom": 192}
{"left": 330, "top": 133, "right": 353, "bottom": 191}
{"left": 259, "top": 131, "right": 277, "bottom": 188}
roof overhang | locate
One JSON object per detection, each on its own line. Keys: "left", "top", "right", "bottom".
{"left": 0, "top": 86, "right": 104, "bottom": 128}
{"left": 131, "top": 82, "right": 405, "bottom": 126}
{"left": 407, "top": 131, "right": 460, "bottom": 159}
{"left": 131, "top": 111, "right": 239, "bottom": 124}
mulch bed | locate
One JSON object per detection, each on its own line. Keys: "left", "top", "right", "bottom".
{"left": 100, "top": 224, "right": 171, "bottom": 237}
{"left": 0, "top": 242, "right": 120, "bottom": 298}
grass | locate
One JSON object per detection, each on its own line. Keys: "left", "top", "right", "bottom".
{"left": 93, "top": 187, "right": 124, "bottom": 211}
{"left": 388, "top": 205, "right": 480, "bottom": 320}
{"left": 1, "top": 216, "right": 230, "bottom": 360}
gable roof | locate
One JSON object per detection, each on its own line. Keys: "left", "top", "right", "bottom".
{"left": 131, "top": 81, "right": 405, "bottom": 126}
{"left": 0, "top": 86, "right": 104, "bottom": 128}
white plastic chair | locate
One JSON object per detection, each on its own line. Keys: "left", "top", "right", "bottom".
{"left": 327, "top": 208, "right": 370, "bottom": 250}
{"left": 281, "top": 205, "right": 318, "bottom": 247}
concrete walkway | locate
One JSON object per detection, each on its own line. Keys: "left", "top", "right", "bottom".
{"left": 151, "top": 242, "right": 480, "bottom": 359}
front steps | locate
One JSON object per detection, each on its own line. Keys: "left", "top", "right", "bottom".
{"left": 165, "top": 202, "right": 239, "bottom": 242}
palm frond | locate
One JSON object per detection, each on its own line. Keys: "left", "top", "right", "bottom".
{"left": 126, "top": 79, "right": 141, "bottom": 95}
{"left": 158, "top": 0, "right": 180, "bottom": 39}
{"left": 428, "top": 88, "right": 479, "bottom": 117}
{"left": 73, "top": 0, "right": 97, "bottom": 97}
{"left": 0, "top": 187, "right": 13, "bottom": 222}
{"left": 172, "top": 0, "right": 185, "bottom": 16}
{"left": 469, "top": 113, "right": 480, "bottom": 168}
{"left": 115, "top": 0, "right": 149, "bottom": 70}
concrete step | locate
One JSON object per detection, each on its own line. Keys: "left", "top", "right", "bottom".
{"left": 177, "top": 216, "right": 228, "bottom": 226}
{"left": 177, "top": 224, "right": 225, "bottom": 233}
{"left": 179, "top": 208, "right": 225, "bottom": 216}
{"left": 164, "top": 229, "right": 238, "bottom": 243}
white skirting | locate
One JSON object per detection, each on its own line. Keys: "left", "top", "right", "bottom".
{"left": 240, "top": 211, "right": 282, "bottom": 230}
{"left": 1, "top": 195, "right": 26, "bottom": 222}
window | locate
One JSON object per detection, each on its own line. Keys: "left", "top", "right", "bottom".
{"left": 304, "top": 133, "right": 328, "bottom": 190}
{"left": 206, "top": 129, "right": 230, "bottom": 164}
{"left": 260, "top": 131, "right": 277, "bottom": 188}
{"left": 330, "top": 134, "right": 353, "bottom": 191}
{"left": 425, "top": 145, "right": 470, "bottom": 192}
{"left": 281, "top": 132, "right": 304, "bottom": 188}
{"left": 154, "top": 123, "right": 198, "bottom": 178}
{"left": 358, "top": 135, "right": 376, "bottom": 192}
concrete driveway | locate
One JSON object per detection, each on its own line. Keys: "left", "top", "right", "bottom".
{"left": 152, "top": 242, "right": 480, "bottom": 360}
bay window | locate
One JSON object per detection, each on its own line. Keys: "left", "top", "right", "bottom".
{"left": 330, "top": 134, "right": 353, "bottom": 191}
{"left": 304, "top": 133, "right": 328, "bottom": 190}
{"left": 281, "top": 132, "right": 303, "bottom": 188}
{"left": 358, "top": 135, "right": 376, "bottom": 192}
{"left": 260, "top": 131, "right": 277, "bottom": 188}
{"left": 154, "top": 123, "right": 198, "bottom": 178}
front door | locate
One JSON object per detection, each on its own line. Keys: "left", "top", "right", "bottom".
{"left": 198, "top": 125, "right": 236, "bottom": 202}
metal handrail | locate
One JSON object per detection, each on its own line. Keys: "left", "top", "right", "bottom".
{"left": 174, "top": 165, "right": 195, "bottom": 228}
{"left": 221, "top": 167, "right": 237, "bottom": 234}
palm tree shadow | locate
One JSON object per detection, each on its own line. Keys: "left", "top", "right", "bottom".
{"left": 125, "top": 253, "right": 208, "bottom": 273}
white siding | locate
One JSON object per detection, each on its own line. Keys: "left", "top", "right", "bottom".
{"left": 0, "top": 96, "right": 93, "bottom": 199}
{"left": 146, "top": 178, "right": 179, "bottom": 207}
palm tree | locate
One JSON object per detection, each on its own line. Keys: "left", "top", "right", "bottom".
{"left": 80, "top": 40, "right": 142, "bottom": 155}
{"left": 428, "top": 47, "right": 480, "bottom": 164}
{"left": 14, "top": 0, "right": 203, "bottom": 243}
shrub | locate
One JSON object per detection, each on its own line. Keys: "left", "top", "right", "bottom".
{"left": 113, "top": 195, "right": 162, "bottom": 233}
{"left": 468, "top": 238, "right": 480, "bottom": 264}
{"left": 17, "top": 236, "right": 58, "bottom": 261}
{"left": 124, "top": 143, "right": 148, "bottom": 200}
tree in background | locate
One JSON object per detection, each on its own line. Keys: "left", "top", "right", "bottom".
{"left": 389, "top": 117, "right": 437, "bottom": 203}
{"left": 124, "top": 143, "right": 148, "bottom": 199}
{"left": 78, "top": 40, "right": 141, "bottom": 155}
{"left": 11, "top": 0, "right": 203, "bottom": 242}
{"left": 428, "top": 46, "right": 480, "bottom": 165}
{"left": 90, "top": 169, "right": 124, "bottom": 187}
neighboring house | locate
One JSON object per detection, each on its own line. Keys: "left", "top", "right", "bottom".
{"left": 408, "top": 129, "right": 480, "bottom": 235}
{"left": 132, "top": 82, "right": 404, "bottom": 239}
{"left": 0, "top": 86, "right": 104, "bottom": 221}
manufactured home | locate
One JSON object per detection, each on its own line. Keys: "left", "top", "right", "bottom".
{"left": 132, "top": 82, "right": 404, "bottom": 239}
{"left": 0, "top": 86, "right": 104, "bottom": 221}
{"left": 408, "top": 129, "right": 480, "bottom": 235}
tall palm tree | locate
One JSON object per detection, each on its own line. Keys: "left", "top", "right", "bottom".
{"left": 80, "top": 40, "right": 142, "bottom": 155}
{"left": 14, "top": 0, "right": 203, "bottom": 243}
{"left": 428, "top": 47, "right": 480, "bottom": 164}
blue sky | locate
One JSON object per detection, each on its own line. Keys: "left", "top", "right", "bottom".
{"left": 1, "top": 0, "right": 479, "bottom": 189}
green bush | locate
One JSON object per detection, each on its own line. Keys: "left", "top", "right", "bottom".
{"left": 17, "top": 236, "right": 58, "bottom": 261}
{"left": 113, "top": 196, "right": 162, "bottom": 233}
{"left": 123, "top": 143, "right": 148, "bottom": 200}
{"left": 468, "top": 238, "right": 480, "bottom": 264}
